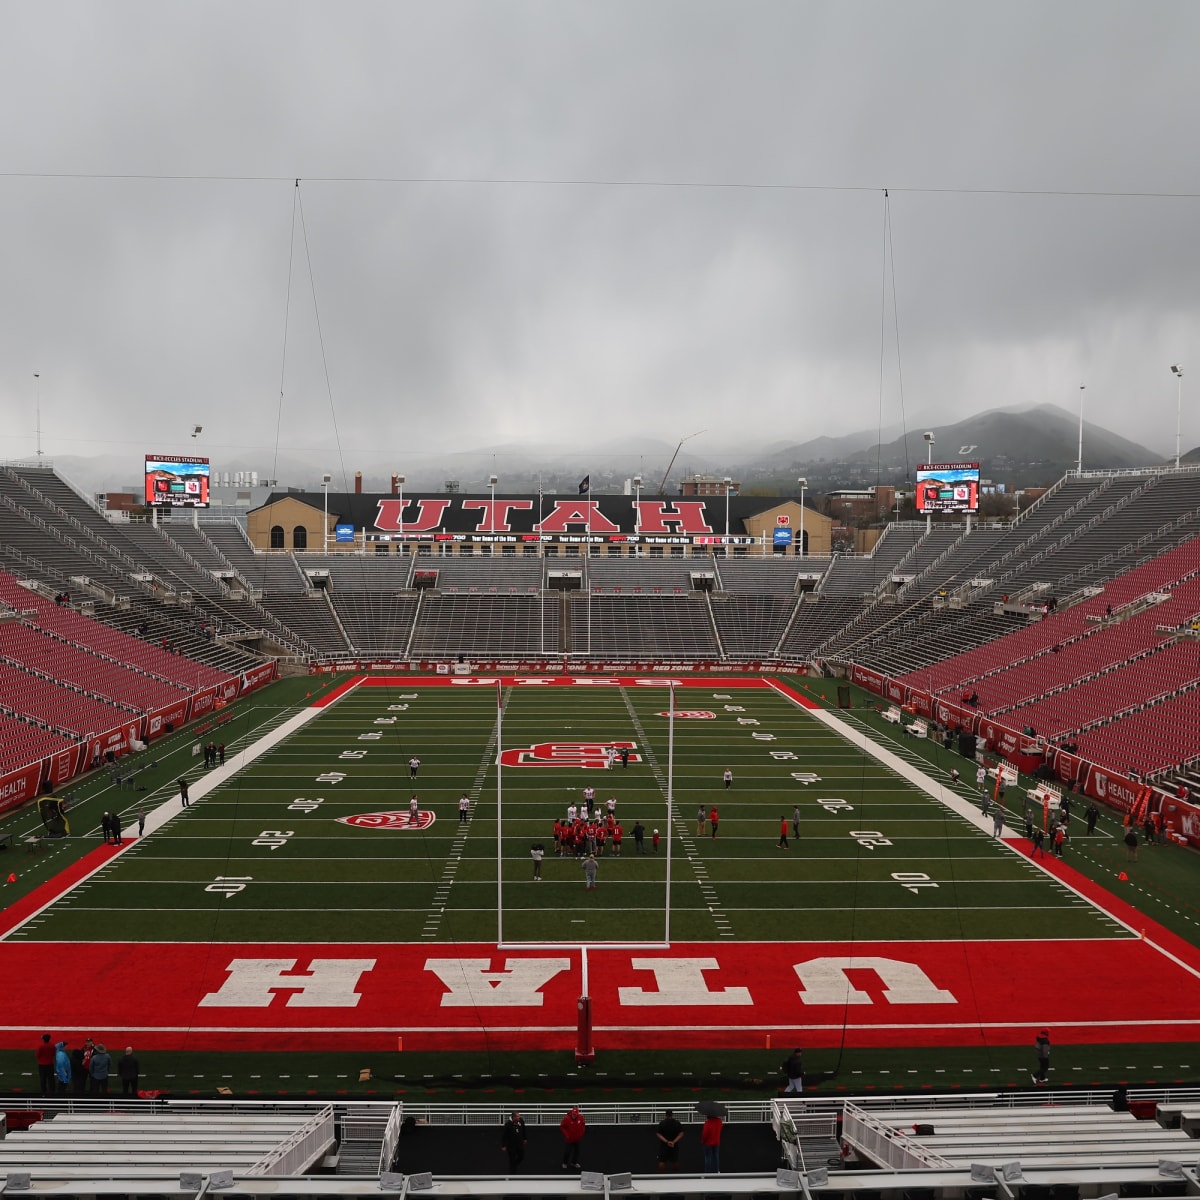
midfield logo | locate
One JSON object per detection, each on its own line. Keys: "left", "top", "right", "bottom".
{"left": 338, "top": 810, "right": 437, "bottom": 830}
{"left": 498, "top": 741, "right": 640, "bottom": 769}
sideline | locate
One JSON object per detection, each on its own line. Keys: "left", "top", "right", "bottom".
{"left": 0, "top": 679, "right": 361, "bottom": 940}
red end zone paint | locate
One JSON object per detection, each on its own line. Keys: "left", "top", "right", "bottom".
{"left": 0, "top": 936, "right": 1197, "bottom": 1052}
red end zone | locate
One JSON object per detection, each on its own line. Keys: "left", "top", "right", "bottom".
{"left": 0, "top": 935, "right": 1197, "bottom": 1052}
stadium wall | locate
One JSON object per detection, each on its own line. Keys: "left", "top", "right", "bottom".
{"left": 0, "top": 660, "right": 279, "bottom": 817}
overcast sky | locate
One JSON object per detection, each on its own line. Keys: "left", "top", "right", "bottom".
{"left": 2, "top": 0, "right": 1198, "bottom": 488}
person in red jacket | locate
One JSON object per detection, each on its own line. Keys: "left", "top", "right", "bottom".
{"left": 560, "top": 1105, "right": 586, "bottom": 1169}
{"left": 701, "top": 1114, "right": 723, "bottom": 1173}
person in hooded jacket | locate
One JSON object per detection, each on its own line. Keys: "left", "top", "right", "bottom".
{"left": 54, "top": 1041, "right": 71, "bottom": 1093}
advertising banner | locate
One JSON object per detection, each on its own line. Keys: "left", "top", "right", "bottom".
{"left": 0, "top": 762, "right": 42, "bottom": 817}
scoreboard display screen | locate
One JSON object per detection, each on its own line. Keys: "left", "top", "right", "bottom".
{"left": 145, "top": 455, "right": 210, "bottom": 508}
{"left": 915, "top": 462, "right": 980, "bottom": 514}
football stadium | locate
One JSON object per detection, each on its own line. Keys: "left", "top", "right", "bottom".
{"left": 1, "top": 460, "right": 1200, "bottom": 1193}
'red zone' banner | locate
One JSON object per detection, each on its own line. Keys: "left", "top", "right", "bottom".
{"left": 0, "top": 761, "right": 42, "bottom": 817}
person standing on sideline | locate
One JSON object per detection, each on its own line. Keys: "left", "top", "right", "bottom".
{"left": 709, "top": 806, "right": 720, "bottom": 839}
{"left": 409, "top": 795, "right": 420, "bottom": 825}
{"left": 696, "top": 805, "right": 707, "bottom": 836}
{"left": 992, "top": 805, "right": 1004, "bottom": 837}
{"left": 531, "top": 843, "right": 544, "bottom": 880}
{"left": 112, "top": 811, "right": 124, "bottom": 846}
{"left": 560, "top": 1106, "right": 586, "bottom": 1169}
{"left": 976, "top": 763, "right": 987, "bottom": 792}
{"left": 501, "top": 1110, "right": 528, "bottom": 1171}
{"left": 620, "top": 746, "right": 630, "bottom": 768}
{"left": 101, "top": 812, "right": 113, "bottom": 844}
{"left": 118, "top": 1047, "right": 140, "bottom": 1096}
{"left": 723, "top": 768, "right": 733, "bottom": 789}
{"left": 409, "top": 755, "right": 421, "bottom": 779}
{"left": 1032, "top": 826, "right": 1045, "bottom": 858}
{"left": 792, "top": 805, "right": 801, "bottom": 841}
{"left": 1124, "top": 826, "right": 1139, "bottom": 861}
{"left": 701, "top": 1113, "right": 723, "bottom": 1173}
{"left": 778, "top": 816, "right": 789, "bottom": 849}
{"left": 1032, "top": 1029, "right": 1051, "bottom": 1084}
{"left": 633, "top": 820, "right": 645, "bottom": 853}
{"left": 137, "top": 808, "right": 146, "bottom": 837}
{"left": 582, "top": 854, "right": 598, "bottom": 890}
{"left": 459, "top": 793, "right": 471, "bottom": 824}
{"left": 36, "top": 1034, "right": 55, "bottom": 1094}
{"left": 1086, "top": 803, "right": 1100, "bottom": 835}
{"left": 655, "top": 1109, "right": 684, "bottom": 1171}
{"left": 178, "top": 778, "right": 190, "bottom": 807}
{"left": 54, "top": 1041, "right": 71, "bottom": 1093}
{"left": 89, "top": 1043, "right": 112, "bottom": 1094}
{"left": 781, "top": 1047, "right": 804, "bottom": 1094}
{"left": 218, "top": 744, "right": 225, "bottom": 765}
{"left": 652, "top": 828, "right": 660, "bottom": 853}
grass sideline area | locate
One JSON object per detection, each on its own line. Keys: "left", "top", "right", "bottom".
{"left": 1, "top": 671, "right": 1197, "bottom": 1101}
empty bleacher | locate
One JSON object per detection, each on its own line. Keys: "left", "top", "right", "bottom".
{"left": 410, "top": 595, "right": 558, "bottom": 658}
{"left": 567, "top": 595, "right": 720, "bottom": 658}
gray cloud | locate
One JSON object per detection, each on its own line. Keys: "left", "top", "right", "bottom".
{"left": 1, "top": 0, "right": 1198, "bottom": 482}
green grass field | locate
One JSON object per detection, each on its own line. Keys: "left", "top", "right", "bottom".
{"left": 2, "top": 673, "right": 1197, "bottom": 1099}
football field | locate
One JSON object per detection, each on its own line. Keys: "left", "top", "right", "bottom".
{"left": 3, "top": 676, "right": 1199, "bottom": 1058}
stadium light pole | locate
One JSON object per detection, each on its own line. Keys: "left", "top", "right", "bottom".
{"left": 922, "top": 434, "right": 935, "bottom": 534}
{"left": 797, "top": 477, "right": 807, "bottom": 557}
{"left": 1172, "top": 365, "right": 1184, "bottom": 469}
{"left": 488, "top": 474, "right": 498, "bottom": 536}
{"left": 632, "top": 475, "right": 642, "bottom": 547}
{"left": 321, "top": 473, "right": 331, "bottom": 554}
{"left": 723, "top": 477, "right": 732, "bottom": 549}
{"left": 1077, "top": 385, "right": 1085, "bottom": 474}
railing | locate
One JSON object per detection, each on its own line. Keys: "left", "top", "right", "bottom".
{"left": 378, "top": 1102, "right": 405, "bottom": 1175}
{"left": 246, "top": 1102, "right": 336, "bottom": 1176}
{"left": 841, "top": 1101, "right": 953, "bottom": 1169}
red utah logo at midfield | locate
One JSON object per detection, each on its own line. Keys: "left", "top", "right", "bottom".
{"left": 338, "top": 810, "right": 437, "bottom": 830}
{"left": 499, "top": 742, "right": 640, "bottom": 769}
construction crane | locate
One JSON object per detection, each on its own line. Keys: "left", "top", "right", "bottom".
{"left": 657, "top": 429, "right": 706, "bottom": 495}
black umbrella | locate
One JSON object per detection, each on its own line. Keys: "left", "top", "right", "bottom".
{"left": 695, "top": 1100, "right": 728, "bottom": 1118}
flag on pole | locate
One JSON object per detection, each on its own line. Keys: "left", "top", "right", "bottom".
{"left": 578, "top": 475, "right": 590, "bottom": 494}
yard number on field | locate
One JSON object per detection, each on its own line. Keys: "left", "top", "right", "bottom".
{"left": 850, "top": 830, "right": 892, "bottom": 849}
{"left": 288, "top": 797, "right": 324, "bottom": 813}
{"left": 253, "top": 830, "right": 293, "bottom": 850}
{"left": 206, "top": 875, "right": 252, "bottom": 898}
{"left": 892, "top": 872, "right": 938, "bottom": 893}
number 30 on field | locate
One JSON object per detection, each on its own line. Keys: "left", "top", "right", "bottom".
{"left": 891, "top": 871, "right": 938, "bottom": 893}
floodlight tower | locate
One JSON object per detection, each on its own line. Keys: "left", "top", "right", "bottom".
{"left": 322, "top": 473, "right": 332, "bottom": 554}
{"left": 922, "top": 433, "right": 935, "bottom": 533}
{"left": 797, "top": 477, "right": 807, "bottom": 557}
{"left": 1172, "top": 365, "right": 1184, "bottom": 469}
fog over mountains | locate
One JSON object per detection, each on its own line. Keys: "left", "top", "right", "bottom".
{"left": 45, "top": 402, "right": 1177, "bottom": 500}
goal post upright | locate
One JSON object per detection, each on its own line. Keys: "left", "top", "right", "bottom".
{"left": 496, "top": 678, "right": 504, "bottom": 948}
{"left": 664, "top": 678, "right": 674, "bottom": 946}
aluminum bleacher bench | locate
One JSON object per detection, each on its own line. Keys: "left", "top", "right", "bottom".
{"left": 23, "top": 835, "right": 44, "bottom": 854}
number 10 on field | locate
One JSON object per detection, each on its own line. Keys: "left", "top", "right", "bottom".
{"left": 891, "top": 871, "right": 938, "bottom": 893}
